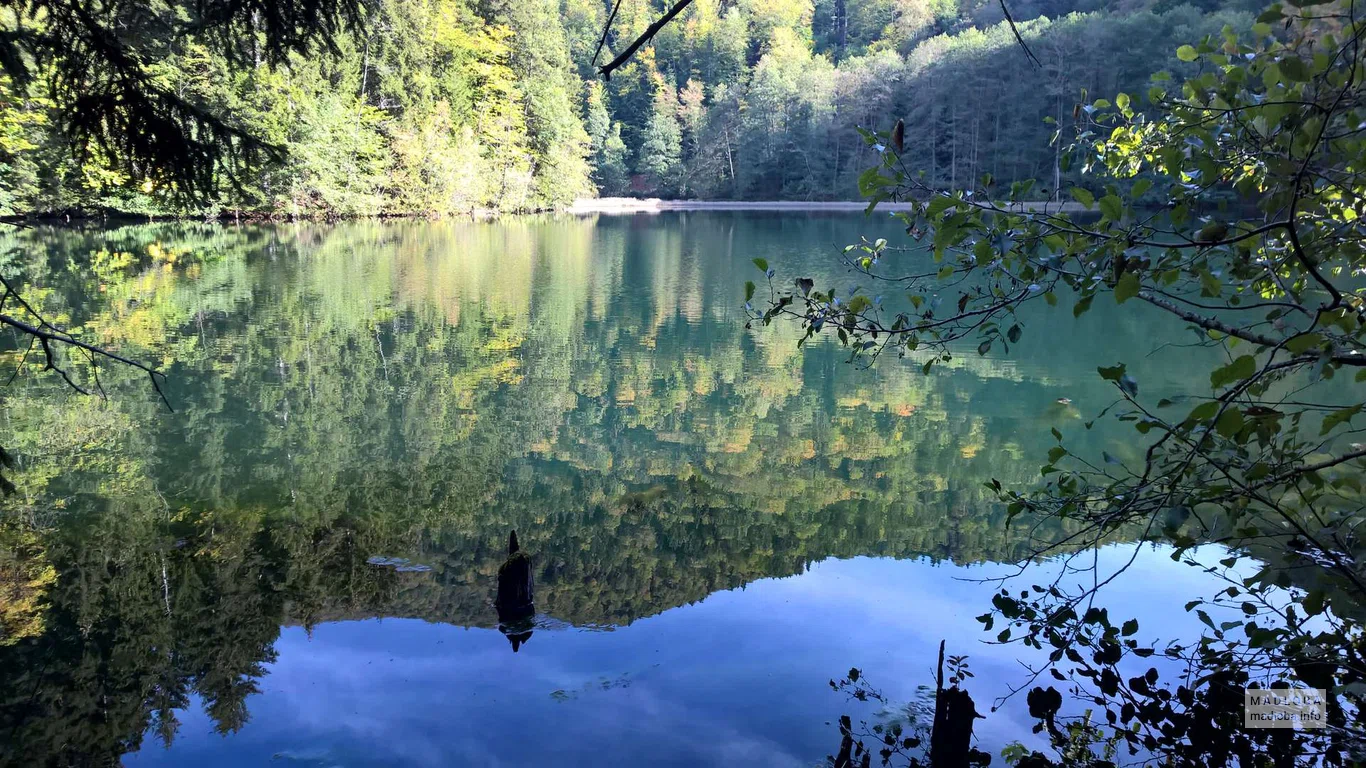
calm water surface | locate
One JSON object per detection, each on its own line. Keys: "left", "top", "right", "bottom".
{"left": 0, "top": 213, "right": 1224, "bottom": 766}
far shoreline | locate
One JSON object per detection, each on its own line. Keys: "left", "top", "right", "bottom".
{"left": 566, "top": 197, "right": 1089, "bottom": 214}
{"left": 0, "top": 197, "right": 1089, "bottom": 226}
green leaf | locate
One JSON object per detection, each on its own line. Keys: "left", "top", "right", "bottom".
{"left": 1114, "top": 272, "right": 1140, "bottom": 304}
{"left": 1098, "top": 363, "right": 1127, "bottom": 381}
{"left": 1007, "top": 324, "right": 1022, "bottom": 343}
{"left": 1073, "top": 295, "right": 1094, "bottom": 318}
{"left": 1209, "top": 355, "right": 1256, "bottom": 389}
{"left": 1285, "top": 333, "right": 1324, "bottom": 354}
{"left": 1216, "top": 408, "right": 1245, "bottom": 438}
{"left": 1303, "top": 590, "right": 1326, "bottom": 617}
{"left": 937, "top": 265, "right": 954, "bottom": 280}
{"left": 1099, "top": 194, "right": 1123, "bottom": 222}
{"left": 1196, "top": 608, "right": 1216, "bottom": 631}
{"left": 1321, "top": 403, "right": 1363, "bottom": 435}
{"left": 1198, "top": 269, "right": 1223, "bottom": 298}
{"left": 1188, "top": 401, "right": 1220, "bottom": 423}
{"left": 857, "top": 167, "right": 882, "bottom": 196}
{"left": 1280, "top": 56, "right": 1310, "bottom": 81}
{"left": 1070, "top": 187, "right": 1095, "bottom": 209}
{"left": 753, "top": 258, "right": 768, "bottom": 272}
{"left": 744, "top": 281, "right": 755, "bottom": 302}
{"left": 1121, "top": 618, "right": 1138, "bottom": 636}
{"left": 1116, "top": 92, "right": 1131, "bottom": 112}
{"left": 1176, "top": 45, "right": 1198, "bottom": 62}
{"left": 926, "top": 196, "right": 956, "bottom": 218}
{"left": 1131, "top": 179, "right": 1152, "bottom": 199}
{"left": 1257, "top": 5, "right": 1284, "bottom": 23}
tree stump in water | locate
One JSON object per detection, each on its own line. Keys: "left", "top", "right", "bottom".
{"left": 930, "top": 639, "right": 986, "bottom": 767}
{"left": 496, "top": 531, "right": 535, "bottom": 651}
{"left": 930, "top": 686, "right": 981, "bottom": 767}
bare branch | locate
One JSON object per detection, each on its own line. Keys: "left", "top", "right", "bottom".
{"left": 998, "top": 0, "right": 1040, "bottom": 68}
{"left": 0, "top": 312, "right": 173, "bottom": 411}
{"left": 598, "top": 0, "right": 694, "bottom": 80}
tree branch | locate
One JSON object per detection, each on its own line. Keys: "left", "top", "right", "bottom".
{"left": 1139, "top": 291, "right": 1366, "bottom": 366}
{"left": 598, "top": 0, "right": 694, "bottom": 80}
{"left": 998, "top": 0, "right": 1040, "bottom": 68}
{"left": 0, "top": 313, "right": 173, "bottom": 411}
{"left": 591, "top": 0, "right": 625, "bottom": 70}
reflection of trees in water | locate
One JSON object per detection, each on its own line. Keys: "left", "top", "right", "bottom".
{"left": 0, "top": 220, "right": 1138, "bottom": 763}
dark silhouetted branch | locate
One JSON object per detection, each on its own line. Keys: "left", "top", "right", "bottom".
{"left": 591, "top": 0, "right": 625, "bottom": 69}
{"left": 0, "top": 312, "right": 173, "bottom": 411}
{"left": 598, "top": 0, "right": 693, "bottom": 79}
{"left": 999, "top": 0, "right": 1040, "bottom": 68}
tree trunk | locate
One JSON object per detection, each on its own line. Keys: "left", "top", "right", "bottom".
{"left": 835, "top": 0, "right": 847, "bottom": 60}
{"left": 1054, "top": 92, "right": 1063, "bottom": 201}
{"left": 950, "top": 105, "right": 958, "bottom": 191}
{"left": 929, "top": 111, "right": 938, "bottom": 190}
{"left": 360, "top": 36, "right": 370, "bottom": 101}
{"left": 724, "top": 127, "right": 736, "bottom": 188}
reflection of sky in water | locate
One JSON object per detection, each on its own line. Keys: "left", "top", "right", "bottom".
{"left": 127, "top": 546, "right": 1228, "bottom": 768}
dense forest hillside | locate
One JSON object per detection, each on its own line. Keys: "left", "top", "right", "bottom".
{"left": 0, "top": 0, "right": 1260, "bottom": 215}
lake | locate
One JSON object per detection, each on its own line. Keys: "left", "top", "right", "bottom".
{"left": 0, "top": 213, "right": 1227, "bottom": 767}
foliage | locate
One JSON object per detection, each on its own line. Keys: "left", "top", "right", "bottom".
{"left": 636, "top": 84, "right": 684, "bottom": 193}
{"left": 593, "top": 0, "right": 1257, "bottom": 202}
{"left": 0, "top": 0, "right": 365, "bottom": 202}
{"left": 0, "top": 0, "right": 1274, "bottom": 214}
{"left": 756, "top": 0, "right": 1366, "bottom": 763}
{"left": 0, "top": 0, "right": 587, "bottom": 214}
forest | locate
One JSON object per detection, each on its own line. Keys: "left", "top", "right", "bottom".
{"left": 0, "top": 0, "right": 1262, "bottom": 216}
{"left": 5, "top": 0, "right": 1366, "bottom": 763}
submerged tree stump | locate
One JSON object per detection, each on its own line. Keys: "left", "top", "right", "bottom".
{"left": 930, "top": 687, "right": 980, "bottom": 766}
{"left": 496, "top": 530, "right": 535, "bottom": 651}
{"left": 930, "top": 640, "right": 985, "bottom": 768}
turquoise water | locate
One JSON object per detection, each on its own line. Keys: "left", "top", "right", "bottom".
{"left": 0, "top": 213, "right": 1222, "bottom": 766}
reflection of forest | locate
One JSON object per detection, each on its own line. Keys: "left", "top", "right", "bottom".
{"left": 0, "top": 218, "right": 1139, "bottom": 763}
